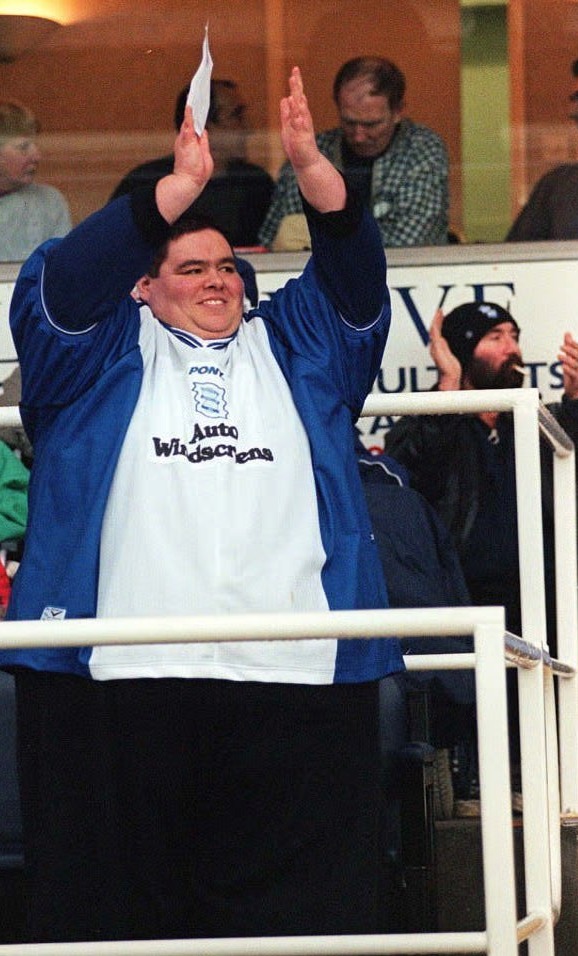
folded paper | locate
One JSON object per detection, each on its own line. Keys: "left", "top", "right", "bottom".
{"left": 186, "top": 23, "right": 213, "bottom": 136}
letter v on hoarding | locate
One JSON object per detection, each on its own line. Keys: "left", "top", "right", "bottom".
{"left": 393, "top": 285, "right": 454, "bottom": 344}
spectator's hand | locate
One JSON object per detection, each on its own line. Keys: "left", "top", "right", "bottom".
{"left": 174, "top": 104, "right": 214, "bottom": 189}
{"left": 559, "top": 331, "right": 578, "bottom": 400}
{"left": 155, "top": 104, "right": 214, "bottom": 224}
{"left": 280, "top": 67, "right": 346, "bottom": 213}
{"left": 429, "top": 308, "right": 462, "bottom": 390}
{"left": 280, "top": 67, "right": 318, "bottom": 172}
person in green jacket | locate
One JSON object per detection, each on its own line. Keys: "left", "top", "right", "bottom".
{"left": 0, "top": 440, "right": 29, "bottom": 615}
{"left": 0, "top": 439, "right": 28, "bottom": 544}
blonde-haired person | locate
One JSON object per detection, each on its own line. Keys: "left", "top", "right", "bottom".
{"left": 0, "top": 101, "right": 71, "bottom": 261}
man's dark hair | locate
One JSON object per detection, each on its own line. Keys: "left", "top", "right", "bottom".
{"left": 332, "top": 56, "right": 406, "bottom": 111}
{"left": 173, "top": 80, "right": 239, "bottom": 131}
{"left": 148, "top": 214, "right": 233, "bottom": 277}
{"left": 147, "top": 214, "right": 259, "bottom": 306}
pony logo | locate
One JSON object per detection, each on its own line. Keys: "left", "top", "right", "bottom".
{"left": 191, "top": 381, "right": 228, "bottom": 419}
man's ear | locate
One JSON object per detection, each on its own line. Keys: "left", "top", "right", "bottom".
{"left": 392, "top": 98, "right": 405, "bottom": 123}
{"left": 135, "top": 275, "right": 151, "bottom": 301}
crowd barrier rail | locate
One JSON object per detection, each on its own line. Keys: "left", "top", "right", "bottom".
{"left": 0, "top": 385, "right": 574, "bottom": 956}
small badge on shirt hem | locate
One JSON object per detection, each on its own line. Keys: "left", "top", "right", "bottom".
{"left": 41, "top": 606, "right": 67, "bottom": 621}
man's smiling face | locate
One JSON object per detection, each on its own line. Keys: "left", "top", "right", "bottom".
{"left": 137, "top": 228, "right": 245, "bottom": 339}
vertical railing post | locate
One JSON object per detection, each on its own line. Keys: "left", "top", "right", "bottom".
{"left": 513, "top": 390, "right": 547, "bottom": 650}
{"left": 512, "top": 393, "right": 555, "bottom": 956}
{"left": 475, "top": 611, "right": 518, "bottom": 956}
{"left": 544, "top": 663, "right": 562, "bottom": 917}
{"left": 553, "top": 445, "right": 578, "bottom": 815}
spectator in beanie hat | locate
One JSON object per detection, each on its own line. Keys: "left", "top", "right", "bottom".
{"left": 438, "top": 301, "right": 523, "bottom": 390}
{"left": 383, "top": 299, "right": 558, "bottom": 595}
{"left": 384, "top": 301, "right": 578, "bottom": 811}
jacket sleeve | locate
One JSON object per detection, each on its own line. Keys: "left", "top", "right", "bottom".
{"left": 40, "top": 185, "right": 171, "bottom": 332}
{"left": 383, "top": 413, "right": 460, "bottom": 499}
{"left": 303, "top": 187, "right": 388, "bottom": 328}
{"left": 9, "top": 190, "right": 166, "bottom": 424}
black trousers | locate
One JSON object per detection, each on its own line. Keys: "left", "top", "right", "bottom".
{"left": 15, "top": 671, "right": 384, "bottom": 943}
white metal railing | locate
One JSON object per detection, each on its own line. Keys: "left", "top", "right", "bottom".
{"left": 0, "top": 606, "right": 514, "bottom": 956}
{"left": 0, "top": 386, "right": 575, "bottom": 956}
{"left": 363, "top": 387, "right": 578, "bottom": 956}
{"left": 364, "top": 387, "right": 578, "bottom": 817}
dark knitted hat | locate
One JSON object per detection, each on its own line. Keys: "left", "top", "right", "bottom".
{"left": 441, "top": 302, "right": 519, "bottom": 370}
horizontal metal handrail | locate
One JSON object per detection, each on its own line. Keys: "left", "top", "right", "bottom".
{"left": 0, "top": 605, "right": 502, "bottom": 649}
{"left": 0, "top": 386, "right": 566, "bottom": 456}
{"left": 361, "top": 387, "right": 538, "bottom": 419}
{"left": 0, "top": 929, "right": 491, "bottom": 956}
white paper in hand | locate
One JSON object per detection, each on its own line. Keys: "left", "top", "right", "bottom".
{"left": 186, "top": 23, "right": 213, "bottom": 136}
